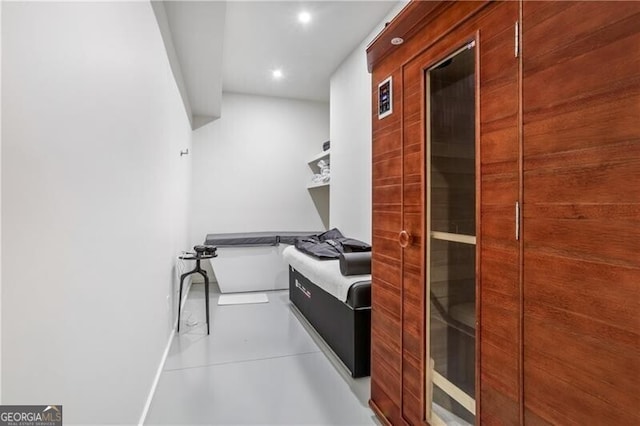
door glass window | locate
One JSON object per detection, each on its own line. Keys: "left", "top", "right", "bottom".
{"left": 426, "top": 43, "right": 476, "bottom": 426}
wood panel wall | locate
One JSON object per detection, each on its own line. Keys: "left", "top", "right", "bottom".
{"left": 369, "top": 1, "right": 640, "bottom": 425}
{"left": 522, "top": 2, "right": 640, "bottom": 424}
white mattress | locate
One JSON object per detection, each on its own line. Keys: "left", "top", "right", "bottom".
{"left": 282, "top": 245, "right": 371, "bottom": 302}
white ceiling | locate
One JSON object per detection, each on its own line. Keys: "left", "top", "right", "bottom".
{"left": 154, "top": 1, "right": 399, "bottom": 128}
{"left": 222, "top": 1, "right": 399, "bottom": 102}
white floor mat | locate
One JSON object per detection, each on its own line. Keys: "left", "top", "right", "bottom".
{"left": 217, "top": 293, "right": 269, "bottom": 306}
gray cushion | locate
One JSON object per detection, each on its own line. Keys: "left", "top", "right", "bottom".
{"left": 339, "top": 252, "right": 372, "bottom": 276}
{"left": 204, "top": 231, "right": 322, "bottom": 247}
{"left": 205, "top": 232, "right": 278, "bottom": 247}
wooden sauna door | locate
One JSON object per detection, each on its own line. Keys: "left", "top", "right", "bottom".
{"left": 522, "top": 2, "right": 640, "bottom": 424}
{"left": 415, "top": 3, "right": 522, "bottom": 424}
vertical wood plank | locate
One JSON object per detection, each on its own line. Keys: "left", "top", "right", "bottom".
{"left": 371, "top": 60, "right": 404, "bottom": 425}
{"left": 477, "top": 2, "right": 521, "bottom": 424}
{"left": 522, "top": 1, "right": 640, "bottom": 424}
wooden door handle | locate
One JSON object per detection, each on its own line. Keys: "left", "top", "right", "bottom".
{"left": 398, "top": 230, "right": 411, "bottom": 248}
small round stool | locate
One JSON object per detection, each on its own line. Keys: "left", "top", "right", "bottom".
{"left": 177, "top": 245, "right": 217, "bottom": 335}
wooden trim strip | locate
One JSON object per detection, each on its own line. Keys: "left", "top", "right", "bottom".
{"left": 517, "top": 1, "right": 525, "bottom": 425}
{"left": 430, "top": 231, "right": 476, "bottom": 245}
{"left": 400, "top": 58, "right": 406, "bottom": 422}
{"left": 432, "top": 370, "right": 477, "bottom": 416}
{"left": 419, "top": 43, "right": 428, "bottom": 426}
{"left": 424, "top": 63, "right": 433, "bottom": 424}
{"left": 370, "top": 1, "right": 492, "bottom": 75}
{"left": 473, "top": 27, "right": 482, "bottom": 425}
{"left": 366, "top": 1, "right": 447, "bottom": 72}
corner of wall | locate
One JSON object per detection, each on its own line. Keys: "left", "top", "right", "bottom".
{"left": 0, "top": 0, "right": 4, "bottom": 404}
{"left": 189, "top": 92, "right": 329, "bottom": 243}
{"left": 150, "top": 1, "right": 194, "bottom": 128}
{"left": 329, "top": 2, "right": 407, "bottom": 244}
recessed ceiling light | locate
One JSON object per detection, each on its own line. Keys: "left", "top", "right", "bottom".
{"left": 272, "top": 69, "right": 283, "bottom": 79}
{"left": 298, "top": 11, "right": 311, "bottom": 24}
{"left": 391, "top": 37, "right": 404, "bottom": 45}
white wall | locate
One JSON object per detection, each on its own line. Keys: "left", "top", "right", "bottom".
{"left": 329, "top": 1, "right": 408, "bottom": 243}
{"left": 0, "top": 0, "right": 3, "bottom": 404}
{"left": 190, "top": 92, "right": 329, "bottom": 244}
{"left": 151, "top": 1, "right": 193, "bottom": 129}
{"left": 2, "top": 2, "right": 191, "bottom": 423}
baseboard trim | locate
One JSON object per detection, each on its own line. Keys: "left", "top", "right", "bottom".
{"left": 138, "top": 276, "right": 193, "bottom": 425}
{"left": 138, "top": 328, "right": 175, "bottom": 426}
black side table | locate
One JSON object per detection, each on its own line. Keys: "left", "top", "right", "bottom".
{"left": 177, "top": 248, "right": 217, "bottom": 335}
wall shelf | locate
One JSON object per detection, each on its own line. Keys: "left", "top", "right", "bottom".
{"left": 306, "top": 149, "right": 330, "bottom": 229}
{"left": 307, "top": 181, "right": 330, "bottom": 189}
{"left": 308, "top": 149, "right": 330, "bottom": 167}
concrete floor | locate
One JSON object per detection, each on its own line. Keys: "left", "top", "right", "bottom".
{"left": 145, "top": 284, "right": 377, "bottom": 425}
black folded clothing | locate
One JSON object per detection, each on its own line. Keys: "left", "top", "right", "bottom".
{"left": 294, "top": 228, "right": 371, "bottom": 260}
{"left": 339, "top": 252, "right": 372, "bottom": 276}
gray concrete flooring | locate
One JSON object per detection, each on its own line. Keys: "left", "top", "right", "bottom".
{"left": 145, "top": 285, "right": 376, "bottom": 425}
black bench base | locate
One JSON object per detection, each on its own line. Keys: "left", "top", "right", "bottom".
{"left": 288, "top": 266, "right": 371, "bottom": 378}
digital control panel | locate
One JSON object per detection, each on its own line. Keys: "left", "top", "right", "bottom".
{"left": 378, "top": 76, "right": 393, "bottom": 119}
